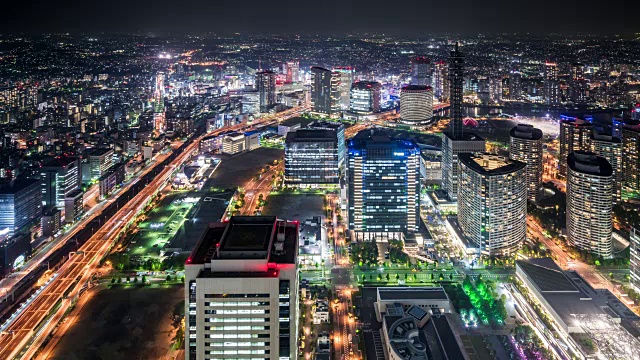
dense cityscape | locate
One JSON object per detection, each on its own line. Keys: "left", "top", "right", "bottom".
{"left": 1, "top": 30, "right": 640, "bottom": 360}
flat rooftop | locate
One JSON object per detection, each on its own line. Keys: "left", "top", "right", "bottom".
{"left": 378, "top": 287, "right": 449, "bottom": 301}
{"left": 459, "top": 152, "right": 526, "bottom": 176}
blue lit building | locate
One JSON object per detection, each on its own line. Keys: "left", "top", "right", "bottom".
{"left": 0, "top": 179, "right": 43, "bottom": 236}
{"left": 348, "top": 130, "right": 420, "bottom": 241}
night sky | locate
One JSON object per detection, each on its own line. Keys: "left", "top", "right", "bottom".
{"left": 4, "top": 0, "right": 639, "bottom": 35}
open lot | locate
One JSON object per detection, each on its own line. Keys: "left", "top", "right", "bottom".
{"left": 204, "top": 147, "right": 284, "bottom": 190}
{"left": 49, "top": 286, "right": 183, "bottom": 360}
{"left": 133, "top": 190, "right": 195, "bottom": 258}
{"left": 262, "top": 193, "right": 324, "bottom": 222}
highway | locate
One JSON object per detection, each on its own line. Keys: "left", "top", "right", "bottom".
{"left": 0, "top": 105, "right": 310, "bottom": 359}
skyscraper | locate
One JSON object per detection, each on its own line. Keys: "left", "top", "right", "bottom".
{"left": 458, "top": 153, "right": 527, "bottom": 256}
{"left": 566, "top": 151, "right": 613, "bottom": 258}
{"left": 570, "top": 63, "right": 588, "bottom": 104}
{"left": 400, "top": 85, "right": 433, "bottom": 125}
{"left": 411, "top": 56, "right": 432, "bottom": 86}
{"left": 185, "top": 216, "right": 299, "bottom": 360}
{"left": 622, "top": 126, "right": 640, "bottom": 197}
{"left": 631, "top": 228, "right": 640, "bottom": 292}
{"left": 333, "top": 67, "right": 355, "bottom": 110}
{"left": 590, "top": 133, "right": 622, "bottom": 202}
{"left": 284, "top": 129, "right": 339, "bottom": 187}
{"left": 448, "top": 44, "right": 464, "bottom": 138}
{"left": 432, "top": 60, "right": 448, "bottom": 100}
{"left": 285, "top": 61, "right": 299, "bottom": 83}
{"left": 0, "top": 179, "right": 43, "bottom": 236}
{"left": 349, "top": 81, "right": 381, "bottom": 114}
{"left": 441, "top": 43, "right": 486, "bottom": 201}
{"left": 308, "top": 120, "right": 346, "bottom": 168}
{"left": 256, "top": 70, "right": 276, "bottom": 113}
{"left": 348, "top": 129, "right": 420, "bottom": 241}
{"left": 40, "top": 157, "right": 81, "bottom": 210}
{"left": 310, "top": 67, "right": 340, "bottom": 115}
{"left": 509, "top": 124, "right": 543, "bottom": 201}
{"left": 544, "top": 62, "right": 560, "bottom": 105}
{"left": 559, "top": 119, "right": 593, "bottom": 179}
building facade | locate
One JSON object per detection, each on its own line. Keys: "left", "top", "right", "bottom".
{"left": 411, "top": 56, "right": 432, "bottom": 86}
{"left": 256, "top": 70, "right": 276, "bottom": 113}
{"left": 333, "top": 67, "right": 355, "bottom": 111}
{"left": 185, "top": 216, "right": 299, "bottom": 360}
{"left": 400, "top": 85, "right": 433, "bottom": 125}
{"left": 87, "top": 148, "right": 114, "bottom": 182}
{"left": 441, "top": 133, "right": 485, "bottom": 202}
{"left": 458, "top": 153, "right": 527, "bottom": 256}
{"left": 559, "top": 119, "right": 592, "bottom": 179}
{"left": 566, "top": 151, "right": 613, "bottom": 258}
{"left": 0, "top": 179, "right": 43, "bottom": 236}
{"left": 308, "top": 121, "right": 346, "bottom": 168}
{"left": 509, "top": 124, "right": 543, "bottom": 201}
{"left": 349, "top": 81, "right": 381, "bottom": 114}
{"left": 622, "top": 126, "right": 640, "bottom": 198}
{"left": 40, "top": 157, "right": 81, "bottom": 209}
{"left": 590, "top": 133, "right": 622, "bottom": 202}
{"left": 631, "top": 228, "right": 640, "bottom": 292}
{"left": 310, "top": 67, "right": 339, "bottom": 115}
{"left": 544, "top": 62, "right": 560, "bottom": 105}
{"left": 348, "top": 130, "right": 420, "bottom": 241}
{"left": 284, "top": 130, "right": 339, "bottom": 187}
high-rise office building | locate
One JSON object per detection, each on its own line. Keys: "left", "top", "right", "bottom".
{"left": 432, "top": 60, "right": 448, "bottom": 99}
{"left": 509, "top": 71, "right": 522, "bottom": 100}
{"left": 256, "top": 70, "right": 276, "bottom": 113}
{"left": 566, "top": 151, "right": 613, "bottom": 258}
{"left": 310, "top": 67, "right": 340, "bottom": 115}
{"left": 544, "top": 62, "right": 560, "bottom": 105}
{"left": 308, "top": 120, "right": 346, "bottom": 168}
{"left": 622, "top": 126, "right": 640, "bottom": 197}
{"left": 441, "top": 43, "right": 486, "bottom": 201}
{"left": 284, "top": 129, "right": 339, "bottom": 187}
{"left": 0, "top": 179, "right": 43, "bottom": 236}
{"left": 570, "top": 63, "right": 588, "bottom": 104}
{"left": 285, "top": 61, "right": 299, "bottom": 83}
{"left": 242, "top": 90, "right": 260, "bottom": 115}
{"left": 411, "top": 56, "right": 432, "bottom": 86}
{"left": 348, "top": 129, "right": 420, "bottom": 241}
{"left": 509, "top": 124, "right": 543, "bottom": 201}
{"left": 333, "top": 67, "right": 355, "bottom": 110}
{"left": 631, "top": 228, "right": 640, "bottom": 292}
{"left": 86, "top": 148, "right": 114, "bottom": 182}
{"left": 591, "top": 133, "right": 622, "bottom": 202}
{"left": 400, "top": 85, "right": 433, "bottom": 125}
{"left": 349, "top": 81, "right": 381, "bottom": 114}
{"left": 40, "top": 157, "right": 81, "bottom": 209}
{"left": 458, "top": 153, "right": 527, "bottom": 256}
{"left": 185, "top": 216, "right": 299, "bottom": 360}
{"left": 559, "top": 119, "right": 593, "bottom": 178}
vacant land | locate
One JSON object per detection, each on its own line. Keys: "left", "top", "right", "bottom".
{"left": 50, "top": 286, "right": 183, "bottom": 360}
{"left": 204, "top": 147, "right": 284, "bottom": 190}
{"left": 262, "top": 193, "right": 324, "bottom": 221}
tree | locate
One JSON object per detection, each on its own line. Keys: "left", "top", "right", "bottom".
{"left": 167, "top": 274, "right": 172, "bottom": 282}
{"left": 385, "top": 273, "right": 390, "bottom": 281}
{"left": 133, "top": 276, "right": 138, "bottom": 283}
{"left": 111, "top": 277, "right": 116, "bottom": 284}
{"left": 142, "top": 275, "right": 147, "bottom": 284}
{"left": 117, "top": 277, "right": 122, "bottom": 284}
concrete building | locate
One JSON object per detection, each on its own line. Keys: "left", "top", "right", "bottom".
{"left": 184, "top": 216, "right": 299, "bottom": 360}
{"left": 349, "top": 81, "right": 381, "bottom": 114}
{"left": 40, "top": 156, "right": 81, "bottom": 209}
{"left": 590, "top": 133, "right": 622, "bottom": 202}
{"left": 631, "top": 228, "right": 640, "bottom": 292}
{"left": 410, "top": 56, "right": 432, "bottom": 87}
{"left": 559, "top": 119, "right": 592, "bottom": 179}
{"left": 400, "top": 85, "right": 433, "bottom": 125}
{"left": 222, "top": 132, "right": 246, "bottom": 155}
{"left": 285, "top": 130, "right": 339, "bottom": 187}
{"left": 41, "top": 207, "right": 61, "bottom": 237}
{"left": 622, "top": 126, "right": 640, "bottom": 197}
{"left": 310, "top": 67, "right": 340, "bottom": 115}
{"left": 420, "top": 147, "right": 442, "bottom": 185}
{"left": 0, "top": 179, "right": 43, "bottom": 236}
{"left": 458, "top": 153, "right": 527, "bottom": 256}
{"left": 256, "top": 70, "right": 276, "bottom": 113}
{"left": 86, "top": 148, "right": 114, "bottom": 182}
{"left": 544, "top": 62, "right": 560, "bottom": 105}
{"left": 333, "top": 67, "right": 355, "bottom": 111}
{"left": 566, "top": 151, "right": 613, "bottom": 258}
{"left": 441, "top": 133, "right": 485, "bottom": 202}
{"left": 98, "top": 162, "right": 126, "bottom": 198}
{"left": 348, "top": 130, "right": 420, "bottom": 241}
{"left": 308, "top": 120, "right": 346, "bottom": 168}
{"left": 64, "top": 189, "right": 84, "bottom": 224}
{"left": 242, "top": 90, "right": 260, "bottom": 115}
{"left": 509, "top": 124, "right": 543, "bottom": 201}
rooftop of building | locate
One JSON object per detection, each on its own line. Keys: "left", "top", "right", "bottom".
{"left": 279, "top": 116, "right": 316, "bottom": 128}
{"left": 187, "top": 216, "right": 298, "bottom": 265}
{"left": 510, "top": 124, "right": 543, "bottom": 140}
{"left": 41, "top": 156, "right": 79, "bottom": 168}
{"left": 401, "top": 84, "right": 432, "bottom": 92}
{"left": 442, "top": 131, "right": 484, "bottom": 142}
{"left": 349, "top": 129, "right": 420, "bottom": 152}
{"left": 256, "top": 70, "right": 275, "bottom": 75}
{"left": 591, "top": 132, "right": 622, "bottom": 143}
{"left": 560, "top": 118, "right": 592, "bottom": 127}
{"left": 308, "top": 120, "right": 345, "bottom": 131}
{"left": 459, "top": 153, "right": 526, "bottom": 176}
{"left": 351, "top": 81, "right": 381, "bottom": 90}
{"left": 310, "top": 66, "right": 331, "bottom": 72}
{"left": 285, "top": 129, "right": 337, "bottom": 143}
{"left": 86, "top": 147, "right": 113, "bottom": 157}
{"left": 378, "top": 287, "right": 449, "bottom": 301}
{"left": 567, "top": 151, "right": 613, "bottom": 177}
{"left": 0, "top": 178, "right": 40, "bottom": 195}
{"left": 516, "top": 258, "right": 606, "bottom": 328}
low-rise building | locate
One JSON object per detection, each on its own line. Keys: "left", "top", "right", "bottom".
{"left": 313, "top": 299, "right": 330, "bottom": 324}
